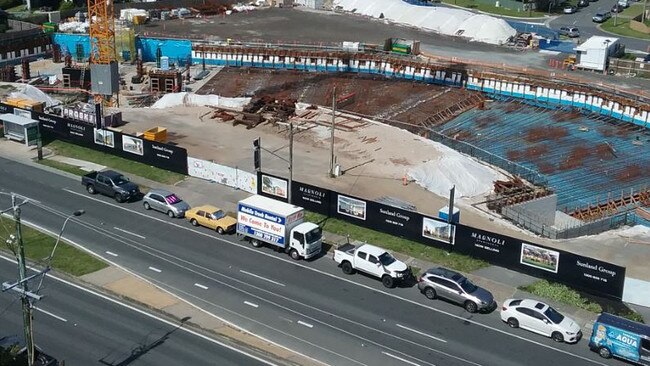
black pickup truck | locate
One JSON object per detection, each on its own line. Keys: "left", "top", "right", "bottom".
{"left": 81, "top": 170, "right": 140, "bottom": 203}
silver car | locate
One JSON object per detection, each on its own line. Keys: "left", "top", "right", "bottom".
{"left": 417, "top": 267, "right": 496, "bottom": 313}
{"left": 143, "top": 189, "right": 191, "bottom": 218}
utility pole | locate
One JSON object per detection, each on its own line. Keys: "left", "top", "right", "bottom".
{"left": 330, "top": 86, "right": 336, "bottom": 177}
{"left": 288, "top": 120, "right": 293, "bottom": 204}
{"left": 12, "top": 194, "right": 35, "bottom": 366}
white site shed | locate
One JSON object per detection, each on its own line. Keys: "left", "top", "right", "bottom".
{"left": 0, "top": 113, "right": 39, "bottom": 146}
{"left": 575, "top": 36, "right": 621, "bottom": 71}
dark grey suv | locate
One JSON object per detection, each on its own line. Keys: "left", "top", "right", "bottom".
{"left": 417, "top": 267, "right": 496, "bottom": 313}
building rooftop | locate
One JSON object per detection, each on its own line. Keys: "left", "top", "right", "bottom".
{"left": 576, "top": 36, "right": 619, "bottom": 51}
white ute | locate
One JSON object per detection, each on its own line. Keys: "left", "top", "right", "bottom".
{"left": 334, "top": 243, "right": 413, "bottom": 288}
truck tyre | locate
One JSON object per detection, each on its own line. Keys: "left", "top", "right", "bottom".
{"left": 289, "top": 249, "right": 300, "bottom": 261}
{"left": 341, "top": 261, "right": 354, "bottom": 275}
{"left": 424, "top": 287, "right": 437, "bottom": 300}
{"left": 464, "top": 301, "right": 478, "bottom": 313}
{"left": 190, "top": 218, "right": 199, "bottom": 226}
{"left": 382, "top": 275, "right": 396, "bottom": 289}
{"left": 143, "top": 202, "right": 151, "bottom": 210}
{"left": 598, "top": 347, "right": 612, "bottom": 359}
{"left": 216, "top": 227, "right": 224, "bottom": 235}
{"left": 114, "top": 193, "right": 124, "bottom": 203}
{"left": 167, "top": 210, "right": 175, "bottom": 218}
{"left": 86, "top": 185, "right": 96, "bottom": 194}
{"left": 251, "top": 239, "right": 262, "bottom": 248}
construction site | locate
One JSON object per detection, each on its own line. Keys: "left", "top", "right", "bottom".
{"left": 0, "top": 0, "right": 649, "bottom": 243}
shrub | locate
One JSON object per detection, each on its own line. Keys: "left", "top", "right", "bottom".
{"left": 519, "top": 280, "right": 603, "bottom": 313}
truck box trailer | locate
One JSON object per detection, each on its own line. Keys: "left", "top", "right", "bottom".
{"left": 236, "top": 195, "right": 322, "bottom": 260}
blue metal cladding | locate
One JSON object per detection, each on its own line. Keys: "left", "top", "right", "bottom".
{"left": 52, "top": 33, "right": 91, "bottom": 60}
{"left": 135, "top": 37, "right": 191, "bottom": 66}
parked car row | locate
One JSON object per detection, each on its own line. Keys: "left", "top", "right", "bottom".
{"left": 82, "top": 170, "right": 650, "bottom": 365}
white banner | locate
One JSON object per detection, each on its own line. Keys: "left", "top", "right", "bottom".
{"left": 187, "top": 157, "right": 257, "bottom": 193}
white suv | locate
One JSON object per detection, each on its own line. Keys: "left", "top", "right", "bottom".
{"left": 501, "top": 299, "right": 582, "bottom": 343}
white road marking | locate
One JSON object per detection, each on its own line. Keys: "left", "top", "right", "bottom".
{"left": 194, "top": 283, "right": 208, "bottom": 290}
{"left": 105, "top": 251, "right": 118, "bottom": 257}
{"left": 148, "top": 266, "right": 162, "bottom": 273}
{"left": 34, "top": 307, "right": 67, "bottom": 322}
{"left": 240, "top": 270, "right": 285, "bottom": 287}
{"left": 244, "top": 301, "right": 259, "bottom": 308}
{"left": 0, "top": 254, "right": 279, "bottom": 366}
{"left": 396, "top": 324, "right": 446, "bottom": 343}
{"left": 113, "top": 227, "right": 146, "bottom": 239}
{"left": 297, "top": 320, "right": 314, "bottom": 328}
{"left": 61, "top": 188, "right": 609, "bottom": 366}
{"left": 382, "top": 351, "right": 423, "bottom": 366}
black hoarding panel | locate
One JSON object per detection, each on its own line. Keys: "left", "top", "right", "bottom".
{"left": 454, "top": 224, "right": 520, "bottom": 265}
{"left": 257, "top": 171, "right": 289, "bottom": 202}
{"left": 0, "top": 102, "right": 15, "bottom": 114}
{"left": 142, "top": 139, "right": 188, "bottom": 174}
{"left": 365, "top": 200, "right": 421, "bottom": 240}
{"left": 292, "top": 180, "right": 331, "bottom": 215}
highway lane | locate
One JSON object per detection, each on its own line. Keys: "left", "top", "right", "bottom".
{"left": 0, "top": 257, "right": 273, "bottom": 366}
{"left": 0, "top": 158, "right": 628, "bottom": 366}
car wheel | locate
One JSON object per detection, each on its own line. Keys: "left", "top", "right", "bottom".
{"left": 114, "top": 194, "right": 124, "bottom": 203}
{"left": 290, "top": 249, "right": 300, "bottom": 260}
{"left": 167, "top": 210, "right": 175, "bottom": 218}
{"left": 86, "top": 185, "right": 96, "bottom": 194}
{"left": 190, "top": 218, "right": 198, "bottom": 226}
{"left": 341, "top": 261, "right": 354, "bottom": 275}
{"left": 551, "top": 332, "right": 564, "bottom": 343}
{"left": 424, "top": 287, "right": 437, "bottom": 300}
{"left": 382, "top": 275, "right": 395, "bottom": 288}
{"left": 216, "top": 227, "right": 224, "bottom": 235}
{"left": 598, "top": 347, "right": 612, "bottom": 359}
{"left": 507, "top": 318, "right": 519, "bottom": 328}
{"left": 464, "top": 301, "right": 478, "bottom": 313}
{"left": 143, "top": 202, "right": 151, "bottom": 210}
{"left": 251, "top": 239, "right": 262, "bottom": 248}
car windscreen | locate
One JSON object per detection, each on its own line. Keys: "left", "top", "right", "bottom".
{"left": 544, "top": 306, "right": 565, "bottom": 324}
{"left": 305, "top": 227, "right": 322, "bottom": 244}
{"left": 114, "top": 175, "right": 129, "bottom": 185}
{"left": 165, "top": 194, "right": 182, "bottom": 204}
{"left": 378, "top": 252, "right": 396, "bottom": 266}
{"left": 459, "top": 278, "right": 478, "bottom": 293}
{"left": 211, "top": 210, "right": 226, "bottom": 219}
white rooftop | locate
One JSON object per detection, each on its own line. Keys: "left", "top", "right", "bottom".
{"left": 239, "top": 195, "right": 302, "bottom": 217}
{"left": 0, "top": 113, "right": 38, "bottom": 126}
{"left": 576, "top": 36, "right": 619, "bottom": 51}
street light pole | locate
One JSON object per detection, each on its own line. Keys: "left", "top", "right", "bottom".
{"left": 330, "top": 86, "right": 336, "bottom": 177}
{"left": 288, "top": 120, "right": 293, "bottom": 204}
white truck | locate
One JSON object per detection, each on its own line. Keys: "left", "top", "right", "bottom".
{"left": 334, "top": 243, "right": 413, "bottom": 288}
{"left": 236, "top": 195, "right": 323, "bottom": 260}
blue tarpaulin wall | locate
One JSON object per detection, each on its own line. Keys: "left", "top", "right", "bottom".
{"left": 135, "top": 37, "right": 192, "bottom": 66}
{"left": 52, "top": 33, "right": 91, "bottom": 60}
{"left": 52, "top": 34, "right": 192, "bottom": 66}
{"left": 538, "top": 39, "right": 577, "bottom": 54}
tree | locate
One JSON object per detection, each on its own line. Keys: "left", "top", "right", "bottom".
{"left": 58, "top": 0, "right": 75, "bottom": 11}
{"left": 0, "top": 344, "right": 28, "bottom": 366}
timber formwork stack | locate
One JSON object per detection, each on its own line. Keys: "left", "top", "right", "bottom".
{"left": 149, "top": 69, "right": 182, "bottom": 94}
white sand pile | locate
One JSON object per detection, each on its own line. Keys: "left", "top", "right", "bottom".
{"left": 334, "top": 0, "right": 516, "bottom": 45}
{"left": 151, "top": 92, "right": 251, "bottom": 110}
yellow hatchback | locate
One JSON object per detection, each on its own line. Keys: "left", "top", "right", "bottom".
{"left": 185, "top": 205, "right": 237, "bottom": 234}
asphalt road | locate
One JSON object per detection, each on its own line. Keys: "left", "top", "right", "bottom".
{"left": 0, "top": 258, "right": 272, "bottom": 365}
{"left": 548, "top": 1, "right": 649, "bottom": 51}
{"left": 0, "top": 157, "right": 630, "bottom": 366}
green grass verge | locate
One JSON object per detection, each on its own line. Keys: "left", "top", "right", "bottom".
{"left": 306, "top": 212, "right": 488, "bottom": 273}
{"left": 519, "top": 280, "right": 603, "bottom": 312}
{"left": 45, "top": 140, "right": 186, "bottom": 185}
{"left": 441, "top": 0, "right": 546, "bottom": 17}
{"left": 620, "top": 3, "right": 645, "bottom": 18}
{"left": 38, "top": 158, "right": 89, "bottom": 176}
{"left": 600, "top": 18, "right": 650, "bottom": 40}
{"left": 0, "top": 217, "right": 107, "bottom": 276}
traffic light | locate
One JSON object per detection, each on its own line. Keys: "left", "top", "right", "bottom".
{"left": 253, "top": 137, "right": 261, "bottom": 171}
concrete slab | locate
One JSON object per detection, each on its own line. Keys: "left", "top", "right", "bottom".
{"left": 623, "top": 277, "right": 650, "bottom": 307}
{"left": 161, "top": 301, "right": 226, "bottom": 330}
{"left": 79, "top": 266, "right": 129, "bottom": 287}
{"left": 104, "top": 276, "right": 180, "bottom": 309}
{"left": 48, "top": 155, "right": 106, "bottom": 172}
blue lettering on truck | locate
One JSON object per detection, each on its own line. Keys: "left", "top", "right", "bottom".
{"left": 238, "top": 204, "right": 286, "bottom": 225}
{"left": 238, "top": 223, "right": 285, "bottom": 245}
{"left": 591, "top": 322, "right": 641, "bottom": 361}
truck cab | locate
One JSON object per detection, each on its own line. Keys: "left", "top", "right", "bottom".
{"left": 290, "top": 222, "right": 323, "bottom": 259}
{"left": 334, "top": 243, "right": 412, "bottom": 288}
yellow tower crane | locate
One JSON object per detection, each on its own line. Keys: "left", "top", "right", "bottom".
{"left": 87, "top": 0, "right": 118, "bottom": 106}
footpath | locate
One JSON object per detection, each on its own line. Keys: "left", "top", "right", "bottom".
{"left": 1, "top": 141, "right": 649, "bottom": 351}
